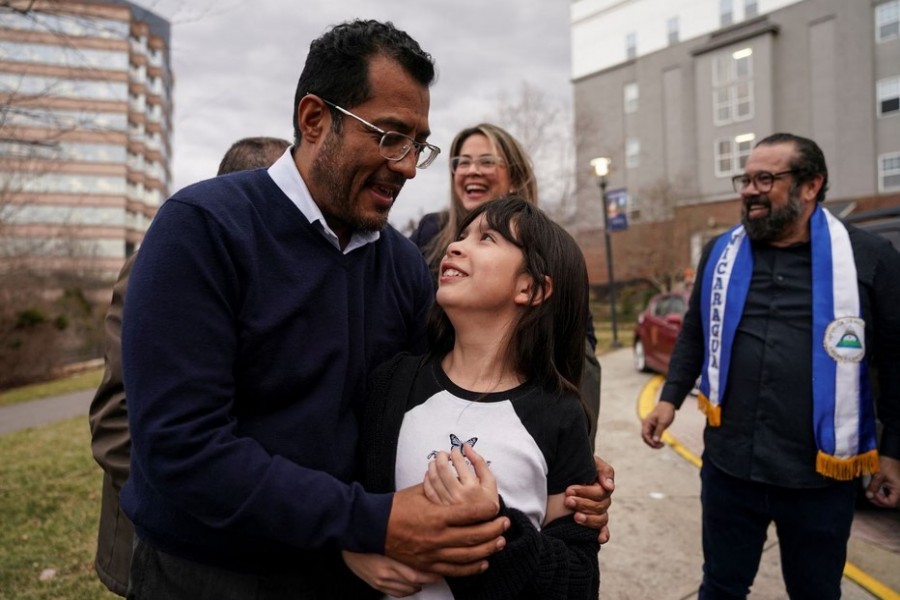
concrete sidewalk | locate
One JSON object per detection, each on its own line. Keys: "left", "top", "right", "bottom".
{"left": 595, "top": 346, "right": 900, "bottom": 599}
{"left": 0, "top": 388, "right": 93, "bottom": 435}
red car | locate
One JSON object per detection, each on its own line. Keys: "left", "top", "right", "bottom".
{"left": 633, "top": 291, "right": 690, "bottom": 374}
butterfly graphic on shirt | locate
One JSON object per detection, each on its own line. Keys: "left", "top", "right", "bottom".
{"left": 427, "top": 434, "right": 490, "bottom": 465}
{"left": 427, "top": 433, "right": 476, "bottom": 459}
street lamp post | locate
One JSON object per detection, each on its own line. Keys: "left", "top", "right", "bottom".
{"left": 590, "top": 157, "right": 621, "bottom": 348}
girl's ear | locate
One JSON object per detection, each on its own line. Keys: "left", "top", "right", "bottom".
{"left": 514, "top": 275, "right": 553, "bottom": 307}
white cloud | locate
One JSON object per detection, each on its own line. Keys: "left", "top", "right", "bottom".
{"left": 145, "top": 0, "right": 572, "bottom": 230}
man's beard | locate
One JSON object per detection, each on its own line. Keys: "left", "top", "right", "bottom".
{"left": 741, "top": 184, "right": 803, "bottom": 243}
{"left": 309, "top": 131, "right": 391, "bottom": 234}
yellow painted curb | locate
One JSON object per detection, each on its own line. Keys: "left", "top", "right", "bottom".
{"left": 636, "top": 375, "right": 899, "bottom": 600}
{"left": 843, "top": 563, "right": 900, "bottom": 600}
{"left": 636, "top": 375, "right": 702, "bottom": 468}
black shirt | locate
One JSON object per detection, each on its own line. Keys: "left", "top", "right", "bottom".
{"left": 661, "top": 224, "right": 900, "bottom": 488}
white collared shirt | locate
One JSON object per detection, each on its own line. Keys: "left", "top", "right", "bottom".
{"left": 267, "top": 148, "right": 380, "bottom": 254}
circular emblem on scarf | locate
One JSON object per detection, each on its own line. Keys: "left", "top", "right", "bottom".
{"left": 823, "top": 317, "right": 865, "bottom": 363}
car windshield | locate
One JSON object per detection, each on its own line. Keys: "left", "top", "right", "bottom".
{"left": 654, "top": 295, "right": 686, "bottom": 317}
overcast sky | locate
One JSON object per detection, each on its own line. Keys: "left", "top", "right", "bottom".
{"left": 143, "top": 0, "right": 573, "bottom": 231}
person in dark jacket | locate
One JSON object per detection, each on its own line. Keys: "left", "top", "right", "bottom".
{"left": 641, "top": 133, "right": 900, "bottom": 599}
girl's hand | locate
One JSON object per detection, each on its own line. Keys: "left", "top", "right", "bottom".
{"left": 423, "top": 445, "right": 499, "bottom": 513}
{"left": 342, "top": 551, "right": 440, "bottom": 598}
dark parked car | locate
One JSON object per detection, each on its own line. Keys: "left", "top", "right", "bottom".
{"left": 633, "top": 291, "right": 690, "bottom": 374}
{"left": 843, "top": 206, "right": 900, "bottom": 251}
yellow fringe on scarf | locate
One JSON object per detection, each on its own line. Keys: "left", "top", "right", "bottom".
{"left": 697, "top": 393, "right": 721, "bottom": 426}
{"left": 816, "top": 449, "right": 880, "bottom": 481}
{"left": 697, "top": 396, "right": 879, "bottom": 481}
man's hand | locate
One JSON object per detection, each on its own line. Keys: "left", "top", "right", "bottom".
{"left": 641, "top": 401, "right": 676, "bottom": 449}
{"left": 564, "top": 455, "right": 615, "bottom": 543}
{"left": 385, "top": 482, "right": 509, "bottom": 577}
{"left": 866, "top": 455, "right": 900, "bottom": 508}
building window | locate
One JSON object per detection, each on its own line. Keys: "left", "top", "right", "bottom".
{"left": 720, "top": 0, "right": 734, "bottom": 27}
{"left": 9, "top": 173, "right": 127, "bottom": 195}
{"left": 624, "top": 82, "right": 639, "bottom": 114}
{"left": 0, "top": 141, "right": 126, "bottom": 163}
{"left": 745, "top": 0, "right": 759, "bottom": 18}
{"left": 876, "top": 1, "right": 900, "bottom": 42}
{"left": 878, "top": 76, "right": 900, "bottom": 116}
{"left": 626, "top": 138, "right": 640, "bottom": 168}
{"left": 715, "top": 133, "right": 755, "bottom": 177}
{"left": 0, "top": 74, "right": 128, "bottom": 101}
{"left": 713, "top": 48, "right": 753, "bottom": 125}
{"left": 0, "top": 12, "right": 130, "bottom": 38}
{"left": 715, "top": 140, "right": 733, "bottom": 176}
{"left": 880, "top": 152, "right": 900, "bottom": 191}
{"left": 667, "top": 17, "right": 680, "bottom": 45}
{"left": 625, "top": 32, "right": 637, "bottom": 60}
{"left": 0, "top": 107, "right": 127, "bottom": 131}
{"left": 0, "top": 42, "right": 128, "bottom": 70}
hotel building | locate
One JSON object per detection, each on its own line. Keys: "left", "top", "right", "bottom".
{"left": 0, "top": 0, "right": 171, "bottom": 280}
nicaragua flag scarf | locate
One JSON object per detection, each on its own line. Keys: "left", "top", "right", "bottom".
{"left": 697, "top": 205, "right": 879, "bottom": 481}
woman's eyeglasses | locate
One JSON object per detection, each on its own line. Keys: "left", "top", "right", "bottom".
{"left": 450, "top": 155, "right": 505, "bottom": 174}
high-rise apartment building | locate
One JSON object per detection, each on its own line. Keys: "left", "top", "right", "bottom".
{"left": 0, "top": 0, "right": 171, "bottom": 280}
{"left": 570, "top": 0, "right": 900, "bottom": 285}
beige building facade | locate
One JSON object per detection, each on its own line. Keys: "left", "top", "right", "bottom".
{"left": 0, "top": 0, "right": 171, "bottom": 280}
{"left": 570, "top": 0, "right": 900, "bottom": 287}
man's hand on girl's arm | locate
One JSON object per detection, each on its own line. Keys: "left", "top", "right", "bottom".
{"left": 385, "top": 480, "right": 509, "bottom": 577}
{"left": 564, "top": 455, "right": 615, "bottom": 543}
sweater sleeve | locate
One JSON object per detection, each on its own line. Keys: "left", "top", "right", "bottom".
{"left": 446, "top": 500, "right": 599, "bottom": 600}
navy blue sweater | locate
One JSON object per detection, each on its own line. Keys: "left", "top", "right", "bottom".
{"left": 120, "top": 168, "right": 432, "bottom": 584}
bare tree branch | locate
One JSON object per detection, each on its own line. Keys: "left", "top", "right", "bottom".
{"left": 488, "top": 81, "right": 577, "bottom": 222}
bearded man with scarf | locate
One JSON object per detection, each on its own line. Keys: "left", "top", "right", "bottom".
{"left": 641, "top": 132, "right": 900, "bottom": 600}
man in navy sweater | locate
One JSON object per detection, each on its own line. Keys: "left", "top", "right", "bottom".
{"left": 121, "top": 19, "right": 613, "bottom": 600}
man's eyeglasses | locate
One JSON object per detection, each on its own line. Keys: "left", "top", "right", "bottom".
{"left": 315, "top": 96, "right": 440, "bottom": 169}
{"left": 731, "top": 170, "right": 797, "bottom": 194}
{"left": 450, "top": 155, "right": 505, "bottom": 174}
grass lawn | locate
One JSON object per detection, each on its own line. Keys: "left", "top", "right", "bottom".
{"left": 593, "top": 318, "right": 634, "bottom": 355}
{"left": 0, "top": 416, "right": 117, "bottom": 600}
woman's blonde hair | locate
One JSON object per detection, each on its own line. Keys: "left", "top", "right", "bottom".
{"left": 423, "top": 123, "right": 538, "bottom": 269}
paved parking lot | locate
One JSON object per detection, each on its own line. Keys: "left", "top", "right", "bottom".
{"left": 595, "top": 346, "right": 900, "bottom": 599}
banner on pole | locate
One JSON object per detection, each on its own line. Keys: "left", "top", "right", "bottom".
{"left": 606, "top": 188, "right": 629, "bottom": 232}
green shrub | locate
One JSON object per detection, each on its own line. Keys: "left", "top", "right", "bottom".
{"left": 15, "top": 309, "right": 46, "bottom": 329}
